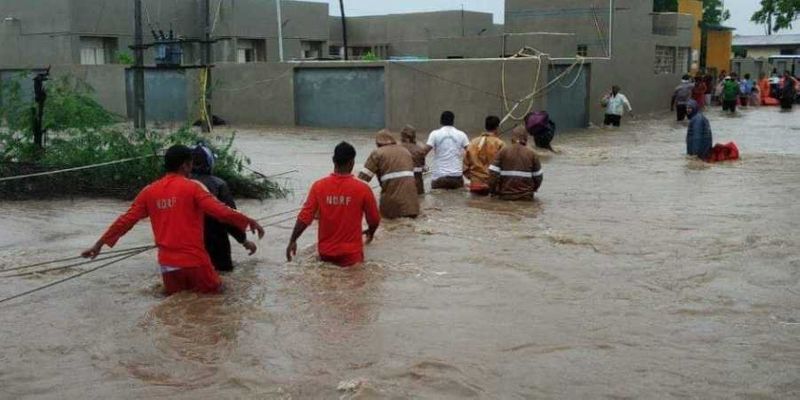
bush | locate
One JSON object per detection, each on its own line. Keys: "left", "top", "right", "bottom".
{"left": 0, "top": 73, "right": 285, "bottom": 200}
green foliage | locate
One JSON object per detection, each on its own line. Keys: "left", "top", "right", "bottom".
{"left": 752, "top": 0, "right": 800, "bottom": 34}
{"left": 653, "top": 0, "right": 678, "bottom": 12}
{"left": 703, "top": 0, "right": 731, "bottom": 25}
{"left": 116, "top": 52, "right": 134, "bottom": 65}
{"left": 362, "top": 51, "right": 380, "bottom": 61}
{"left": 0, "top": 74, "right": 285, "bottom": 200}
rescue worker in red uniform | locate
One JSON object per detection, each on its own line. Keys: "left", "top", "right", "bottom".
{"left": 489, "top": 127, "right": 543, "bottom": 201}
{"left": 286, "top": 142, "right": 381, "bottom": 267}
{"left": 81, "top": 145, "right": 265, "bottom": 295}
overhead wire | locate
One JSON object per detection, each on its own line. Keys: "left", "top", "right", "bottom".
{"left": 0, "top": 248, "right": 151, "bottom": 306}
{"left": 0, "top": 155, "right": 158, "bottom": 182}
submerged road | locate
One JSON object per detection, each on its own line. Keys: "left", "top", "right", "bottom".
{"left": 0, "top": 107, "right": 798, "bottom": 399}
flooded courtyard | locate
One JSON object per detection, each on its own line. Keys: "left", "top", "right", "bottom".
{"left": 1, "top": 106, "right": 799, "bottom": 399}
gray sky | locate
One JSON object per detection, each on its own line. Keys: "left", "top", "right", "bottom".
{"left": 314, "top": 0, "right": 800, "bottom": 36}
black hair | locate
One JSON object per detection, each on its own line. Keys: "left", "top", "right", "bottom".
{"left": 440, "top": 111, "right": 455, "bottom": 126}
{"left": 744, "top": 73, "right": 750, "bottom": 79}
{"left": 332, "top": 141, "right": 356, "bottom": 166}
{"left": 682, "top": 74, "right": 691, "bottom": 80}
{"left": 485, "top": 115, "right": 500, "bottom": 131}
{"left": 164, "top": 145, "right": 193, "bottom": 172}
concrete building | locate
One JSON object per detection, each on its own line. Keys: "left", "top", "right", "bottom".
{"left": 733, "top": 34, "right": 800, "bottom": 59}
{"left": 0, "top": 0, "right": 331, "bottom": 68}
{"left": 505, "top": 0, "right": 694, "bottom": 124}
{"left": 328, "top": 11, "right": 499, "bottom": 60}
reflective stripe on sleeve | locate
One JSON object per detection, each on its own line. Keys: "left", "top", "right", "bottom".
{"left": 488, "top": 165, "right": 501, "bottom": 173}
{"left": 381, "top": 171, "right": 415, "bottom": 181}
{"left": 413, "top": 167, "right": 424, "bottom": 173}
{"left": 361, "top": 169, "right": 375, "bottom": 178}
{"left": 532, "top": 170, "right": 543, "bottom": 178}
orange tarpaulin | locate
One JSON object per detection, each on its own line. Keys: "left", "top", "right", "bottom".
{"left": 758, "top": 78, "right": 780, "bottom": 106}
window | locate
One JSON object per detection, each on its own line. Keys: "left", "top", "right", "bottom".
{"left": 236, "top": 39, "right": 265, "bottom": 63}
{"left": 654, "top": 46, "right": 675, "bottom": 75}
{"left": 301, "top": 41, "right": 323, "bottom": 59}
{"left": 677, "top": 47, "right": 690, "bottom": 74}
{"left": 577, "top": 45, "right": 588, "bottom": 57}
{"left": 329, "top": 45, "right": 342, "bottom": 58}
{"left": 80, "top": 37, "right": 117, "bottom": 65}
{"left": 780, "top": 48, "right": 797, "bottom": 55}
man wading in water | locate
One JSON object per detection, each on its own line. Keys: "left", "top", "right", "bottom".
{"left": 81, "top": 145, "right": 265, "bottom": 295}
{"left": 192, "top": 143, "right": 258, "bottom": 272}
{"left": 287, "top": 142, "right": 381, "bottom": 267}
{"left": 422, "top": 111, "right": 469, "bottom": 190}
{"left": 359, "top": 130, "right": 420, "bottom": 219}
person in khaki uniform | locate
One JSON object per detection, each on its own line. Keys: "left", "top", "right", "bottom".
{"left": 463, "top": 115, "right": 505, "bottom": 196}
{"left": 400, "top": 125, "right": 427, "bottom": 195}
{"left": 359, "top": 130, "right": 420, "bottom": 219}
{"left": 488, "top": 127, "right": 543, "bottom": 201}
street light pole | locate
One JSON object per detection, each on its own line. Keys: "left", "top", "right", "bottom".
{"left": 276, "top": 0, "right": 284, "bottom": 62}
{"left": 339, "top": 0, "right": 348, "bottom": 61}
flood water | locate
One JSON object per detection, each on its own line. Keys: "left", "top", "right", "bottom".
{"left": 1, "top": 106, "right": 799, "bottom": 399}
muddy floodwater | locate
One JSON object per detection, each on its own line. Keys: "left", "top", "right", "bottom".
{"left": 1, "top": 107, "right": 799, "bottom": 399}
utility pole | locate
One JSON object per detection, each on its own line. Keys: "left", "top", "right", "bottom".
{"left": 339, "top": 0, "right": 348, "bottom": 60}
{"left": 202, "top": 0, "right": 212, "bottom": 132}
{"left": 133, "top": 0, "right": 146, "bottom": 130}
{"left": 461, "top": 4, "right": 465, "bottom": 37}
{"left": 276, "top": 0, "right": 284, "bottom": 61}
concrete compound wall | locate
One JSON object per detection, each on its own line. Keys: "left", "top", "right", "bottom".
{"left": 2, "top": 57, "right": 591, "bottom": 135}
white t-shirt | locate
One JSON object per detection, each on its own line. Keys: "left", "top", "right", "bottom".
{"left": 426, "top": 126, "right": 469, "bottom": 180}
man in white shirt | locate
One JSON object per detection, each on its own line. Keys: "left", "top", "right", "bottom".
{"left": 422, "top": 111, "right": 469, "bottom": 190}
{"left": 601, "top": 85, "right": 633, "bottom": 127}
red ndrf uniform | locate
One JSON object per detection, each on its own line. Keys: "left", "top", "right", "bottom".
{"left": 298, "top": 173, "right": 380, "bottom": 267}
{"left": 99, "top": 173, "right": 251, "bottom": 295}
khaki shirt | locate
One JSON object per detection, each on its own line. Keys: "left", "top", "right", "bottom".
{"left": 489, "top": 144, "right": 543, "bottom": 201}
{"left": 361, "top": 144, "right": 420, "bottom": 218}
{"left": 401, "top": 142, "right": 426, "bottom": 195}
{"left": 463, "top": 133, "right": 505, "bottom": 187}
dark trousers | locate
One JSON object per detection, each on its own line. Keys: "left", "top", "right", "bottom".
{"left": 603, "top": 114, "right": 621, "bottom": 127}
{"left": 431, "top": 176, "right": 464, "bottom": 190}
{"left": 722, "top": 99, "right": 737, "bottom": 112}
{"left": 676, "top": 104, "right": 688, "bottom": 121}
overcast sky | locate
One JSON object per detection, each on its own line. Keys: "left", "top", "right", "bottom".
{"left": 315, "top": 0, "right": 800, "bottom": 36}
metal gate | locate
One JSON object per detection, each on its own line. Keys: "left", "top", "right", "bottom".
{"left": 294, "top": 67, "right": 385, "bottom": 129}
{"left": 546, "top": 65, "right": 589, "bottom": 132}
{"left": 125, "top": 69, "right": 188, "bottom": 123}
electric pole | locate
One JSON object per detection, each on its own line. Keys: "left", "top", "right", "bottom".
{"left": 133, "top": 0, "right": 146, "bottom": 130}
{"left": 202, "top": 0, "right": 212, "bottom": 132}
{"left": 276, "top": 0, "right": 284, "bottom": 61}
{"left": 339, "top": 0, "right": 348, "bottom": 60}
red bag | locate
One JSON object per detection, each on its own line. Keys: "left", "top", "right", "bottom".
{"left": 709, "top": 142, "right": 739, "bottom": 162}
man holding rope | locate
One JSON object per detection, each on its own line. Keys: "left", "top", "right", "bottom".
{"left": 81, "top": 145, "right": 265, "bottom": 295}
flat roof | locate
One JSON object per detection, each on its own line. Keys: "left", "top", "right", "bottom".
{"left": 733, "top": 34, "right": 800, "bottom": 47}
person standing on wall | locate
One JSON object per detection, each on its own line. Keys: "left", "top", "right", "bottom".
{"left": 463, "top": 115, "right": 506, "bottom": 195}
{"left": 422, "top": 111, "right": 469, "bottom": 190}
{"left": 601, "top": 85, "right": 633, "bottom": 127}
{"left": 672, "top": 75, "right": 695, "bottom": 121}
{"left": 286, "top": 142, "right": 381, "bottom": 268}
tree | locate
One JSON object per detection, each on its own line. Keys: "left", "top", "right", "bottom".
{"left": 702, "top": 0, "right": 731, "bottom": 25}
{"left": 752, "top": 0, "right": 777, "bottom": 35}
{"left": 753, "top": 0, "right": 800, "bottom": 33}
{"left": 653, "top": 0, "right": 678, "bottom": 12}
